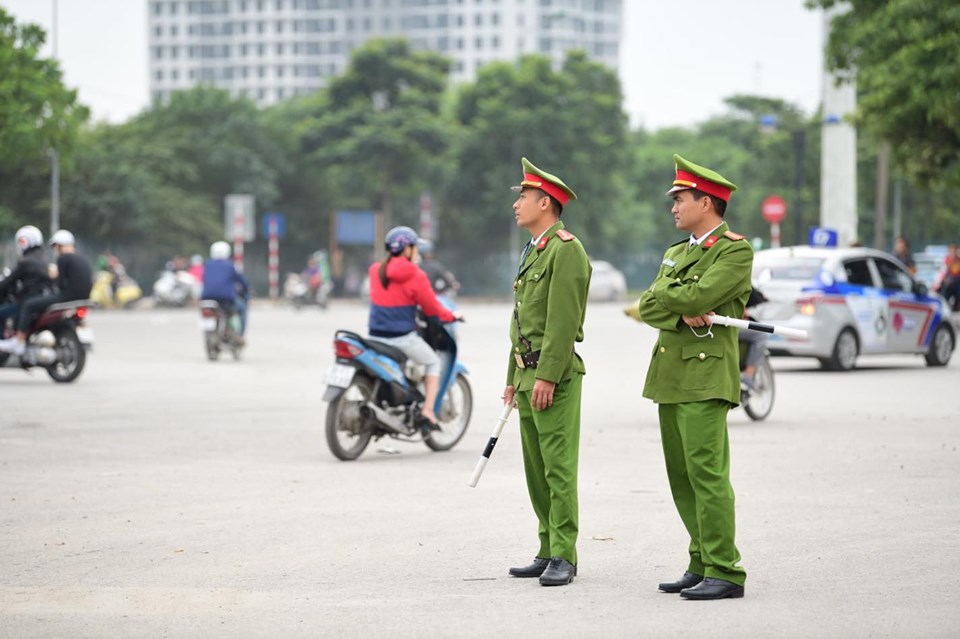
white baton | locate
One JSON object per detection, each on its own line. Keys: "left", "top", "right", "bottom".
{"left": 468, "top": 402, "right": 515, "bottom": 488}
{"left": 709, "top": 314, "right": 808, "bottom": 340}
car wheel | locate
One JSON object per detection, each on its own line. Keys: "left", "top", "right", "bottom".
{"left": 822, "top": 327, "right": 858, "bottom": 371}
{"left": 924, "top": 324, "right": 954, "bottom": 367}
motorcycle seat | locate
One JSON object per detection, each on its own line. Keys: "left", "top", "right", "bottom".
{"left": 335, "top": 330, "right": 408, "bottom": 365}
{"left": 45, "top": 299, "right": 91, "bottom": 313}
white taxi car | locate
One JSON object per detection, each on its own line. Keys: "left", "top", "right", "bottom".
{"left": 751, "top": 246, "right": 955, "bottom": 371}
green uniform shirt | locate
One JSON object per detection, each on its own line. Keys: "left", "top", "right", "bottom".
{"left": 637, "top": 222, "right": 753, "bottom": 405}
{"left": 507, "top": 221, "right": 591, "bottom": 391}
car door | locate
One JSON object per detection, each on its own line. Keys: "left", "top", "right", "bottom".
{"left": 872, "top": 255, "right": 932, "bottom": 354}
{"left": 840, "top": 257, "right": 888, "bottom": 353}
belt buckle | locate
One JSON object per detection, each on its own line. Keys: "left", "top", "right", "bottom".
{"left": 514, "top": 353, "right": 525, "bottom": 369}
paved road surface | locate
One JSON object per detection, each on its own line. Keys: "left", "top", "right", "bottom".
{"left": 2, "top": 301, "right": 958, "bottom": 638}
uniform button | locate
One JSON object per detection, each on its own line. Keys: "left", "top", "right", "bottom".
{"left": 659, "top": 346, "right": 666, "bottom": 353}
{"left": 693, "top": 275, "right": 699, "bottom": 281}
{"left": 675, "top": 278, "right": 681, "bottom": 284}
{"left": 515, "top": 347, "right": 521, "bottom": 353}
{"left": 698, "top": 352, "right": 706, "bottom": 360}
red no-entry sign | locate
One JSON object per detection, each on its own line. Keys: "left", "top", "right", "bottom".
{"left": 762, "top": 195, "right": 787, "bottom": 223}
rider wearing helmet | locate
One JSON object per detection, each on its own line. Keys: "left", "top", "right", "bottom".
{"left": 201, "top": 241, "right": 251, "bottom": 339}
{"left": 368, "top": 226, "right": 462, "bottom": 431}
{"left": 0, "top": 229, "right": 94, "bottom": 356}
{"left": 0, "top": 226, "right": 54, "bottom": 355}
{"left": 415, "top": 238, "right": 461, "bottom": 297}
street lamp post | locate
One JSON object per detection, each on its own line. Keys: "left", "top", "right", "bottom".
{"left": 50, "top": 0, "right": 60, "bottom": 234}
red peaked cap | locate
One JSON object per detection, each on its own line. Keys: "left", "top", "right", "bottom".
{"left": 666, "top": 154, "right": 738, "bottom": 203}
{"left": 511, "top": 157, "right": 577, "bottom": 206}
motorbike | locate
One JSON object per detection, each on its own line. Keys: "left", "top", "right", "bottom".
{"left": 322, "top": 301, "right": 472, "bottom": 460}
{"left": 0, "top": 300, "right": 93, "bottom": 383}
{"left": 284, "top": 272, "right": 331, "bottom": 310}
{"left": 739, "top": 346, "right": 775, "bottom": 421}
{"left": 199, "top": 300, "right": 244, "bottom": 361}
{"left": 90, "top": 271, "right": 142, "bottom": 309}
{"left": 153, "top": 270, "right": 200, "bottom": 307}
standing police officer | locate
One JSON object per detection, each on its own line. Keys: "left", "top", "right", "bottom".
{"left": 636, "top": 154, "right": 752, "bottom": 600}
{"left": 502, "top": 158, "right": 591, "bottom": 587}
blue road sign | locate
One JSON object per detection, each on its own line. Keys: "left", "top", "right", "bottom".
{"left": 808, "top": 226, "right": 838, "bottom": 247}
{"left": 263, "top": 212, "right": 286, "bottom": 239}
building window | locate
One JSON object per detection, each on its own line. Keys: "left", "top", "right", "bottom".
{"left": 154, "top": 46, "right": 163, "bottom": 59}
{"left": 172, "top": 69, "right": 179, "bottom": 80}
{"left": 155, "top": 69, "right": 164, "bottom": 81}
{"left": 277, "top": 88, "right": 285, "bottom": 100}
{"left": 171, "top": 24, "right": 179, "bottom": 36}
{"left": 154, "top": 25, "right": 163, "bottom": 36}
{"left": 277, "top": 65, "right": 285, "bottom": 77}
{"left": 152, "top": 2, "right": 162, "bottom": 16}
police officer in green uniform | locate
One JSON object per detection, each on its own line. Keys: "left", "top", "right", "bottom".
{"left": 636, "top": 154, "right": 752, "bottom": 600}
{"left": 502, "top": 158, "right": 591, "bottom": 587}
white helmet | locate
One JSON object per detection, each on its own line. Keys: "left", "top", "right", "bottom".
{"left": 210, "top": 241, "right": 231, "bottom": 260}
{"left": 15, "top": 225, "right": 44, "bottom": 254}
{"left": 49, "top": 229, "right": 76, "bottom": 247}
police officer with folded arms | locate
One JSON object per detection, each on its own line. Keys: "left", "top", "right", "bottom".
{"left": 635, "top": 155, "right": 752, "bottom": 600}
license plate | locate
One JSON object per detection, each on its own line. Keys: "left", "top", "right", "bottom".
{"left": 76, "top": 326, "right": 95, "bottom": 344}
{"left": 200, "top": 317, "right": 217, "bottom": 332}
{"left": 324, "top": 363, "right": 356, "bottom": 388}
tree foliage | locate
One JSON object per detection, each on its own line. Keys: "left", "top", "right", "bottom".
{"left": 449, "top": 52, "right": 630, "bottom": 259}
{"left": 809, "top": 0, "right": 960, "bottom": 186}
{"left": 0, "top": 8, "right": 88, "bottom": 233}
{"left": 298, "top": 38, "right": 452, "bottom": 234}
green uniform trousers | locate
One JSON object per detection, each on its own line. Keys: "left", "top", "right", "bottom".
{"left": 659, "top": 400, "right": 746, "bottom": 586}
{"left": 516, "top": 373, "right": 582, "bottom": 566}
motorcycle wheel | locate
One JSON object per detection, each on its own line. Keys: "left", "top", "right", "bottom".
{"left": 205, "top": 332, "right": 220, "bottom": 361}
{"left": 743, "top": 358, "right": 775, "bottom": 421}
{"left": 325, "top": 374, "right": 375, "bottom": 461}
{"left": 46, "top": 327, "right": 86, "bottom": 383}
{"left": 425, "top": 373, "right": 473, "bottom": 452}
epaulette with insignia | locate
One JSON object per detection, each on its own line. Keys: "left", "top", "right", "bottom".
{"left": 556, "top": 229, "right": 575, "bottom": 242}
{"left": 723, "top": 231, "right": 746, "bottom": 241}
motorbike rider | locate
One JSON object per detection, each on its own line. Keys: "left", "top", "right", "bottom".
{"left": 302, "top": 255, "right": 323, "bottom": 297}
{"left": 368, "top": 226, "right": 463, "bottom": 432}
{"left": 201, "top": 241, "right": 251, "bottom": 342}
{"left": 0, "top": 226, "right": 53, "bottom": 355}
{"left": 0, "top": 230, "right": 93, "bottom": 357}
{"left": 415, "top": 238, "right": 461, "bottom": 297}
{"left": 738, "top": 286, "right": 769, "bottom": 389}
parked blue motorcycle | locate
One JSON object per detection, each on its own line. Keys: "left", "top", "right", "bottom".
{"left": 322, "top": 305, "right": 472, "bottom": 460}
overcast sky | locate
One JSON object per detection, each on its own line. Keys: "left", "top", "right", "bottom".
{"left": 2, "top": 0, "right": 824, "bottom": 129}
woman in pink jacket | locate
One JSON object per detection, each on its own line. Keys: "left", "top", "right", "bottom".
{"left": 367, "top": 226, "right": 462, "bottom": 430}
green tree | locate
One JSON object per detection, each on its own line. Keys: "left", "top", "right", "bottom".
{"left": 298, "top": 38, "right": 452, "bottom": 237}
{"left": 449, "top": 52, "right": 630, "bottom": 261}
{"left": 0, "top": 8, "right": 88, "bottom": 232}
{"left": 809, "top": 0, "right": 960, "bottom": 187}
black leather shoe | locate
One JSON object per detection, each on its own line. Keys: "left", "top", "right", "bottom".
{"left": 539, "top": 557, "right": 577, "bottom": 586}
{"left": 508, "top": 557, "right": 550, "bottom": 578}
{"left": 680, "top": 577, "right": 744, "bottom": 600}
{"left": 658, "top": 571, "right": 703, "bottom": 593}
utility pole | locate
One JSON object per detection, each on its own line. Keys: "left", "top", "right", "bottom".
{"left": 50, "top": 0, "right": 60, "bottom": 234}
{"left": 873, "top": 142, "right": 890, "bottom": 250}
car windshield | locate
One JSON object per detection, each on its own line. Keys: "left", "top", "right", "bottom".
{"left": 753, "top": 256, "right": 825, "bottom": 281}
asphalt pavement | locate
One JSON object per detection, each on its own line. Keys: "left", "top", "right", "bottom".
{"left": 2, "top": 300, "right": 958, "bottom": 638}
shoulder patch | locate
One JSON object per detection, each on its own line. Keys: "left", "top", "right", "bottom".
{"left": 723, "top": 231, "right": 746, "bottom": 241}
{"left": 703, "top": 235, "right": 719, "bottom": 249}
{"left": 536, "top": 235, "right": 550, "bottom": 250}
{"left": 556, "top": 229, "right": 575, "bottom": 242}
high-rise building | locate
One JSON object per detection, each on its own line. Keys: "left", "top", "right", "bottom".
{"left": 147, "top": 0, "right": 623, "bottom": 107}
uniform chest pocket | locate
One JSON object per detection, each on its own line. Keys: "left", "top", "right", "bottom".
{"left": 524, "top": 268, "right": 549, "bottom": 301}
{"left": 681, "top": 342, "right": 724, "bottom": 362}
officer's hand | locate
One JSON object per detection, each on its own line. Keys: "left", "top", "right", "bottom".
{"left": 502, "top": 385, "right": 516, "bottom": 407}
{"left": 531, "top": 379, "right": 556, "bottom": 411}
{"left": 681, "top": 312, "right": 714, "bottom": 328}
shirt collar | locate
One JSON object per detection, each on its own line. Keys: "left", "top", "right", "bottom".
{"left": 689, "top": 223, "right": 724, "bottom": 247}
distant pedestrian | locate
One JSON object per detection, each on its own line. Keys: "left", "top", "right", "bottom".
{"left": 893, "top": 236, "right": 916, "bottom": 274}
